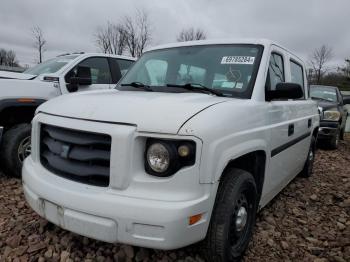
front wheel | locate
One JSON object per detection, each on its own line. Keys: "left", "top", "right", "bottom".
{"left": 327, "top": 130, "right": 339, "bottom": 150}
{"left": 300, "top": 137, "right": 316, "bottom": 178}
{"left": 203, "top": 168, "right": 258, "bottom": 262}
{"left": 339, "top": 127, "right": 345, "bottom": 140}
{"left": 0, "top": 124, "right": 31, "bottom": 177}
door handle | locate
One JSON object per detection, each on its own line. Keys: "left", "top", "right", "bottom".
{"left": 308, "top": 119, "right": 312, "bottom": 128}
{"left": 288, "top": 124, "right": 294, "bottom": 136}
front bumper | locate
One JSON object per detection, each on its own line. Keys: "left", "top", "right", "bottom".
{"left": 23, "top": 155, "right": 216, "bottom": 250}
{"left": 318, "top": 121, "right": 339, "bottom": 139}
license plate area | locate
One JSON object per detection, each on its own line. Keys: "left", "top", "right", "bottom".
{"left": 39, "top": 199, "right": 118, "bottom": 243}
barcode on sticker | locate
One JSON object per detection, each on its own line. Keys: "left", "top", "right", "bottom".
{"left": 221, "top": 56, "right": 255, "bottom": 65}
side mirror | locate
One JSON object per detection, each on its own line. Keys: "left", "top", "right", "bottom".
{"left": 266, "top": 82, "right": 304, "bottom": 101}
{"left": 343, "top": 95, "right": 350, "bottom": 105}
{"left": 66, "top": 76, "right": 92, "bottom": 93}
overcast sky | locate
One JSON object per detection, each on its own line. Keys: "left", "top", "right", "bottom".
{"left": 1, "top": 0, "right": 349, "bottom": 68}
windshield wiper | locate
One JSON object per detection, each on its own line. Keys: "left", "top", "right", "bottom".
{"left": 166, "top": 83, "right": 224, "bottom": 97}
{"left": 121, "top": 82, "right": 153, "bottom": 92}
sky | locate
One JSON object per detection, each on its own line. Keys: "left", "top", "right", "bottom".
{"left": 0, "top": 0, "right": 349, "bottom": 69}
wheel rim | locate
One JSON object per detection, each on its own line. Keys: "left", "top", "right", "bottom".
{"left": 335, "top": 133, "right": 339, "bottom": 147}
{"left": 235, "top": 206, "right": 248, "bottom": 232}
{"left": 18, "top": 136, "right": 31, "bottom": 162}
{"left": 229, "top": 191, "right": 253, "bottom": 253}
{"left": 307, "top": 148, "right": 314, "bottom": 174}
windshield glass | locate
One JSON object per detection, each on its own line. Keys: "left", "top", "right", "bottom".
{"left": 24, "top": 55, "right": 78, "bottom": 75}
{"left": 118, "top": 44, "right": 263, "bottom": 98}
{"left": 310, "top": 86, "right": 338, "bottom": 102}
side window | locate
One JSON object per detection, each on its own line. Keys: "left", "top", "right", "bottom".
{"left": 65, "top": 57, "right": 111, "bottom": 85}
{"left": 266, "top": 53, "right": 284, "bottom": 91}
{"left": 116, "top": 59, "right": 134, "bottom": 76}
{"left": 176, "top": 65, "right": 206, "bottom": 85}
{"left": 290, "top": 60, "right": 305, "bottom": 98}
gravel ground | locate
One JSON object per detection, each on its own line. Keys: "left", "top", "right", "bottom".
{"left": 0, "top": 136, "right": 349, "bottom": 262}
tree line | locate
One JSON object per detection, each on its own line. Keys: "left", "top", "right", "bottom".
{"left": 308, "top": 45, "right": 350, "bottom": 90}
{"left": 1, "top": 7, "right": 349, "bottom": 91}
{"left": 0, "top": 49, "right": 19, "bottom": 67}
{"left": 94, "top": 9, "right": 206, "bottom": 58}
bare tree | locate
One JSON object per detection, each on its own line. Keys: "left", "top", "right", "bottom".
{"left": 95, "top": 22, "right": 128, "bottom": 55}
{"left": 5, "top": 50, "right": 19, "bottom": 67}
{"left": 0, "top": 48, "right": 19, "bottom": 67}
{"left": 31, "top": 26, "right": 47, "bottom": 63}
{"left": 123, "top": 9, "right": 152, "bottom": 57}
{"left": 0, "top": 49, "right": 7, "bottom": 65}
{"left": 309, "top": 45, "right": 333, "bottom": 84}
{"left": 177, "top": 27, "right": 207, "bottom": 42}
{"left": 338, "top": 58, "right": 350, "bottom": 79}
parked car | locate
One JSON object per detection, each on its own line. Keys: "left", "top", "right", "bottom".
{"left": 23, "top": 39, "right": 319, "bottom": 261}
{"left": 0, "top": 53, "right": 136, "bottom": 176}
{"left": 310, "top": 85, "right": 350, "bottom": 149}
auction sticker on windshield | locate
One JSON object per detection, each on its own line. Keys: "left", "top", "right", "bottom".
{"left": 221, "top": 56, "right": 255, "bottom": 65}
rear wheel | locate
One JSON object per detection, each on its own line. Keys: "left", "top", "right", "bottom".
{"left": 203, "top": 169, "right": 258, "bottom": 262}
{"left": 0, "top": 124, "right": 31, "bottom": 177}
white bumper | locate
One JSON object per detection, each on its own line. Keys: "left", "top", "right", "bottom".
{"left": 23, "top": 113, "right": 217, "bottom": 250}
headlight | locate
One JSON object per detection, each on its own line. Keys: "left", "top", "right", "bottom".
{"left": 323, "top": 110, "right": 340, "bottom": 121}
{"left": 145, "top": 139, "right": 196, "bottom": 177}
{"left": 146, "top": 143, "right": 171, "bottom": 173}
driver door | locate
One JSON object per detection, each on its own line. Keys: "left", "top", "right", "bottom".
{"left": 65, "top": 57, "right": 112, "bottom": 92}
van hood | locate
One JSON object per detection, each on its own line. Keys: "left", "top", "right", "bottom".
{"left": 0, "top": 70, "right": 36, "bottom": 80}
{"left": 38, "top": 90, "right": 230, "bottom": 133}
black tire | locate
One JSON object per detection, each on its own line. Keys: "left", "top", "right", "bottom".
{"left": 203, "top": 168, "right": 258, "bottom": 262}
{"left": 0, "top": 124, "right": 31, "bottom": 177}
{"left": 339, "top": 127, "right": 345, "bottom": 140}
{"left": 300, "top": 137, "right": 316, "bottom": 178}
{"left": 327, "top": 130, "right": 339, "bottom": 150}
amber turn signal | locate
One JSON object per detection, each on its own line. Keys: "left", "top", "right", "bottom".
{"left": 189, "top": 214, "right": 202, "bottom": 225}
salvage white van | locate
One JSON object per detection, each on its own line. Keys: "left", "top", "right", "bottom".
{"left": 23, "top": 39, "right": 319, "bottom": 261}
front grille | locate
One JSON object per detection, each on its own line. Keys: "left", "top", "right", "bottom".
{"left": 40, "top": 124, "right": 111, "bottom": 187}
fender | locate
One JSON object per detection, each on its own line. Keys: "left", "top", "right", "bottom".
{"left": 212, "top": 139, "right": 269, "bottom": 183}
{"left": 0, "top": 98, "right": 47, "bottom": 112}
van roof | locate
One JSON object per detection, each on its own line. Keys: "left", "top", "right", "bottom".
{"left": 145, "top": 38, "right": 304, "bottom": 65}
{"left": 146, "top": 38, "right": 282, "bottom": 52}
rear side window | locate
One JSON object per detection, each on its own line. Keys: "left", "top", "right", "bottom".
{"left": 117, "top": 59, "right": 134, "bottom": 76}
{"left": 290, "top": 60, "right": 305, "bottom": 98}
{"left": 266, "top": 53, "right": 284, "bottom": 91}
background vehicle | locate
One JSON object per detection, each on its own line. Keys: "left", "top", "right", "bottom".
{"left": 0, "top": 53, "right": 135, "bottom": 176}
{"left": 23, "top": 39, "right": 319, "bottom": 261}
{"left": 310, "top": 85, "right": 350, "bottom": 149}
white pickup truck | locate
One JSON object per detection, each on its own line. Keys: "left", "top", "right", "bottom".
{"left": 0, "top": 53, "right": 135, "bottom": 176}
{"left": 23, "top": 39, "right": 319, "bottom": 261}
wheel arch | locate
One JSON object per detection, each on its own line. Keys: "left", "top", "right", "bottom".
{"left": 217, "top": 149, "right": 267, "bottom": 202}
{"left": 0, "top": 98, "right": 46, "bottom": 129}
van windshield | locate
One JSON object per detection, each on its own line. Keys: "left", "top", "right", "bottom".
{"left": 118, "top": 44, "right": 263, "bottom": 98}
{"left": 24, "top": 55, "right": 78, "bottom": 75}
